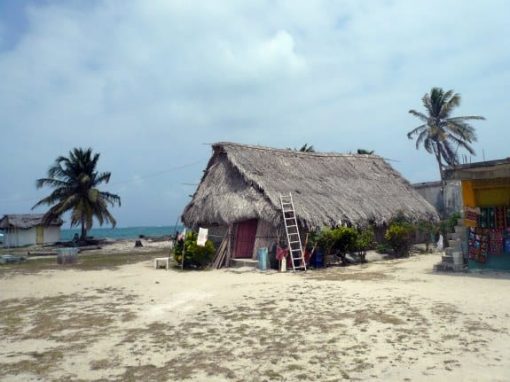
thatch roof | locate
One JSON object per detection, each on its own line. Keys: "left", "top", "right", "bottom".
{"left": 182, "top": 142, "right": 439, "bottom": 228}
{"left": 0, "top": 214, "right": 63, "bottom": 229}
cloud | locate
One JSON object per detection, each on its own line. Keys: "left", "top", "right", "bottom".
{"left": 0, "top": 0, "right": 508, "bottom": 226}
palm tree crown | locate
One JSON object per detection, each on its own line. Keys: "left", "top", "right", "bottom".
{"left": 299, "top": 143, "right": 315, "bottom": 152}
{"left": 407, "top": 87, "right": 485, "bottom": 180}
{"left": 33, "top": 148, "right": 121, "bottom": 240}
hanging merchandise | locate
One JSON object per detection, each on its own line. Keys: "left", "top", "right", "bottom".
{"left": 505, "top": 229, "right": 510, "bottom": 254}
{"left": 479, "top": 208, "right": 487, "bottom": 228}
{"left": 468, "top": 227, "right": 479, "bottom": 259}
{"left": 488, "top": 229, "right": 504, "bottom": 256}
{"left": 465, "top": 207, "right": 480, "bottom": 225}
{"left": 488, "top": 208, "right": 496, "bottom": 229}
{"left": 495, "top": 207, "right": 506, "bottom": 229}
{"left": 506, "top": 208, "right": 510, "bottom": 228}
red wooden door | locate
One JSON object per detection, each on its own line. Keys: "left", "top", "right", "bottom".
{"left": 234, "top": 219, "right": 258, "bottom": 258}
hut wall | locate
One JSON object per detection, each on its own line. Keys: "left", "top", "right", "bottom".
{"left": 251, "top": 220, "right": 279, "bottom": 259}
{"left": 3, "top": 228, "right": 36, "bottom": 247}
{"left": 2, "top": 226, "right": 61, "bottom": 247}
{"left": 204, "top": 225, "right": 228, "bottom": 248}
{"left": 44, "top": 226, "right": 61, "bottom": 244}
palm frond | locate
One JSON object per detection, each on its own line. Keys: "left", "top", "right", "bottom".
{"left": 100, "top": 191, "right": 122, "bottom": 207}
{"left": 408, "top": 110, "right": 429, "bottom": 122}
{"left": 447, "top": 115, "right": 485, "bottom": 122}
{"left": 447, "top": 135, "right": 476, "bottom": 155}
{"left": 94, "top": 172, "right": 112, "bottom": 185}
{"left": 407, "top": 124, "right": 427, "bottom": 139}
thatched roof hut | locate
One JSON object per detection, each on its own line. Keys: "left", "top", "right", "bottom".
{"left": 0, "top": 214, "right": 63, "bottom": 248}
{"left": 0, "top": 214, "right": 63, "bottom": 229}
{"left": 182, "top": 142, "right": 438, "bottom": 229}
{"left": 181, "top": 142, "right": 438, "bottom": 262}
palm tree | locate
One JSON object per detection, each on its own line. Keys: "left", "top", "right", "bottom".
{"left": 299, "top": 143, "right": 315, "bottom": 152}
{"left": 407, "top": 87, "right": 485, "bottom": 181}
{"left": 33, "top": 148, "right": 121, "bottom": 241}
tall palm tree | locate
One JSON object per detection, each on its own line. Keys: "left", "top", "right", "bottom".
{"left": 33, "top": 148, "right": 121, "bottom": 241}
{"left": 407, "top": 87, "right": 485, "bottom": 181}
{"left": 299, "top": 143, "right": 315, "bottom": 152}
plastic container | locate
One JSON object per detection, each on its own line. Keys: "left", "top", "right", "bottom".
{"left": 257, "top": 247, "right": 268, "bottom": 271}
{"left": 313, "top": 249, "right": 325, "bottom": 268}
{"left": 56, "top": 248, "right": 79, "bottom": 265}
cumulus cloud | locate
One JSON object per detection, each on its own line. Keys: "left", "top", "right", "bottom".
{"left": 0, "top": 0, "right": 508, "bottom": 226}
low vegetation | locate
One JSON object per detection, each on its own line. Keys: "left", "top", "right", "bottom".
{"left": 173, "top": 231, "right": 215, "bottom": 269}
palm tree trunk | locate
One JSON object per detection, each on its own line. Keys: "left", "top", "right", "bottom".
{"left": 80, "top": 218, "right": 87, "bottom": 241}
{"left": 433, "top": 145, "right": 447, "bottom": 219}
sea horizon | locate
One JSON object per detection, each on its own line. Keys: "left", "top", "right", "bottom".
{"left": 60, "top": 225, "right": 183, "bottom": 241}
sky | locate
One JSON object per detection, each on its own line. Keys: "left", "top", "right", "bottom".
{"left": 0, "top": 0, "right": 508, "bottom": 228}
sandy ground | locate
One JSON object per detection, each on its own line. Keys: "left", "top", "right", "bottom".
{"left": 1, "top": 254, "right": 510, "bottom": 381}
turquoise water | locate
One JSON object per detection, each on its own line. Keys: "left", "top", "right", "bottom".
{"left": 60, "top": 226, "right": 182, "bottom": 241}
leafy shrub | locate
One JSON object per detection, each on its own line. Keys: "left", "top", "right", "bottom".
{"left": 316, "top": 226, "right": 358, "bottom": 255}
{"left": 174, "top": 231, "right": 215, "bottom": 269}
{"left": 437, "top": 211, "right": 461, "bottom": 248}
{"left": 354, "top": 227, "right": 375, "bottom": 263}
{"left": 355, "top": 227, "right": 375, "bottom": 252}
{"left": 376, "top": 243, "right": 392, "bottom": 254}
{"left": 384, "top": 222, "right": 415, "bottom": 257}
{"left": 416, "top": 220, "right": 439, "bottom": 252}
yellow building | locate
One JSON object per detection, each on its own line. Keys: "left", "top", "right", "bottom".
{"left": 446, "top": 158, "right": 510, "bottom": 270}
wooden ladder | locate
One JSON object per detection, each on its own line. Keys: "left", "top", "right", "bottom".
{"left": 279, "top": 193, "right": 307, "bottom": 271}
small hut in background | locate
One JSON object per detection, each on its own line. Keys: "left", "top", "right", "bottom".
{"left": 181, "top": 142, "right": 438, "bottom": 265}
{"left": 0, "top": 214, "right": 63, "bottom": 247}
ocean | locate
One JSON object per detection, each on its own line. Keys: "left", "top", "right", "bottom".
{"left": 60, "top": 226, "right": 182, "bottom": 241}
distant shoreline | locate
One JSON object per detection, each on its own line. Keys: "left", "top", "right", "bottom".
{"left": 60, "top": 225, "right": 183, "bottom": 242}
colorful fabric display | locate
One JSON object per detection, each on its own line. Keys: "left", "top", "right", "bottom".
{"left": 468, "top": 227, "right": 478, "bottom": 259}
{"left": 505, "top": 238, "right": 510, "bottom": 254}
{"left": 488, "top": 229, "right": 504, "bottom": 256}
{"left": 465, "top": 207, "right": 480, "bottom": 224}
{"left": 479, "top": 208, "right": 488, "bottom": 228}
{"left": 488, "top": 208, "right": 496, "bottom": 229}
{"left": 495, "top": 207, "right": 506, "bottom": 229}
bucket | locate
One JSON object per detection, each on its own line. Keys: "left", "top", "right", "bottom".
{"left": 313, "top": 249, "right": 325, "bottom": 268}
{"left": 56, "top": 248, "right": 79, "bottom": 265}
{"left": 257, "top": 247, "right": 268, "bottom": 271}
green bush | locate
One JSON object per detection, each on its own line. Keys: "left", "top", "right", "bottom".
{"left": 416, "top": 220, "right": 439, "bottom": 252}
{"left": 356, "top": 227, "right": 375, "bottom": 252}
{"left": 174, "top": 231, "right": 215, "bottom": 269}
{"left": 316, "top": 226, "right": 358, "bottom": 255}
{"left": 354, "top": 227, "right": 375, "bottom": 263}
{"left": 376, "top": 243, "right": 392, "bottom": 254}
{"left": 384, "top": 222, "right": 414, "bottom": 257}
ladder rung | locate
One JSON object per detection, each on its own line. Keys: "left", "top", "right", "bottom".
{"left": 290, "top": 248, "right": 302, "bottom": 252}
{"left": 289, "top": 241, "right": 301, "bottom": 244}
{"left": 287, "top": 225, "right": 297, "bottom": 228}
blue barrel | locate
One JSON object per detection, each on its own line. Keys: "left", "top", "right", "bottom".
{"left": 313, "top": 249, "right": 325, "bottom": 268}
{"left": 257, "top": 247, "right": 268, "bottom": 271}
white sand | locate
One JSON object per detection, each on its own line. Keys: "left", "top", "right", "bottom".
{"left": 1, "top": 254, "right": 510, "bottom": 381}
